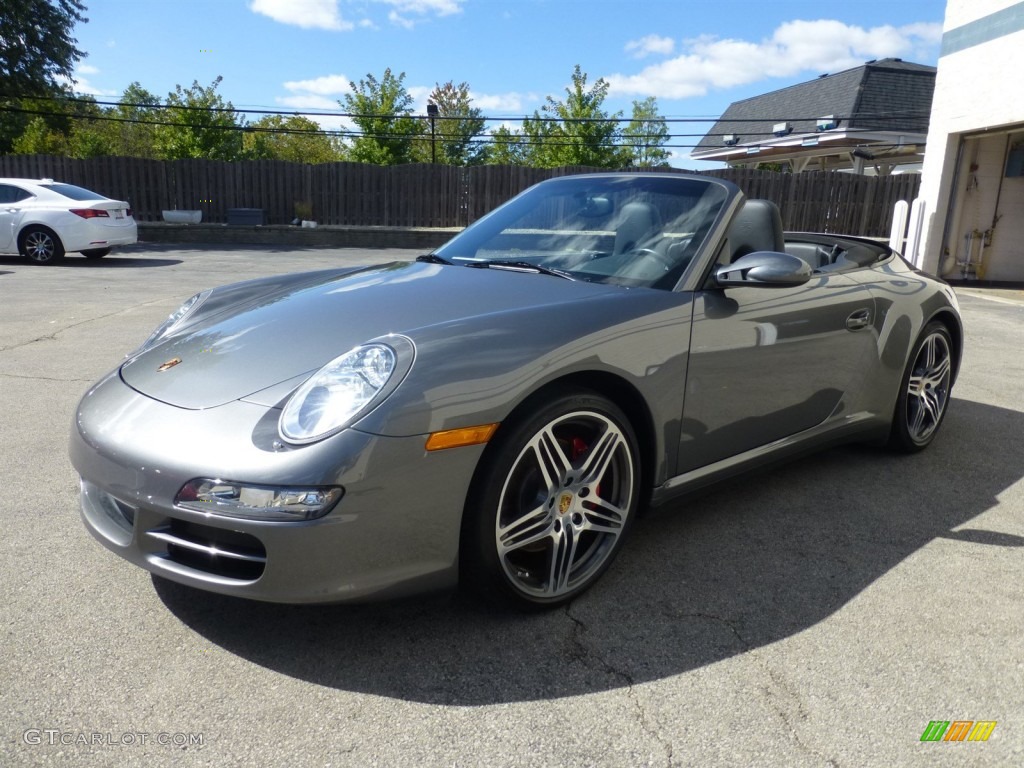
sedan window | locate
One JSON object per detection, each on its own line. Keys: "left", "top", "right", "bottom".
{"left": 0, "top": 184, "right": 32, "bottom": 204}
{"left": 39, "top": 183, "right": 107, "bottom": 201}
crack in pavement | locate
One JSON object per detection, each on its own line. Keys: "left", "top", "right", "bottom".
{"left": 564, "top": 602, "right": 675, "bottom": 767}
{"left": 0, "top": 372, "right": 95, "bottom": 383}
{"left": 0, "top": 298, "right": 171, "bottom": 354}
{"left": 686, "top": 611, "right": 840, "bottom": 768}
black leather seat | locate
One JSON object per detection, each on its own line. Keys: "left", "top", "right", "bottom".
{"left": 613, "top": 201, "right": 662, "bottom": 255}
{"left": 727, "top": 199, "right": 784, "bottom": 262}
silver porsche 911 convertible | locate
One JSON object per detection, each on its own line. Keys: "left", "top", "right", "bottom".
{"left": 70, "top": 173, "right": 962, "bottom": 608}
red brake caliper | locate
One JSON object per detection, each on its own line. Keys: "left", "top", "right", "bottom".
{"left": 570, "top": 437, "right": 599, "bottom": 498}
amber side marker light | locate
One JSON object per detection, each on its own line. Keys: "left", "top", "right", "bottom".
{"left": 425, "top": 423, "right": 500, "bottom": 451}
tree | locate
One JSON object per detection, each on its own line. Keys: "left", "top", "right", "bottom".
{"left": 522, "top": 65, "right": 622, "bottom": 168}
{"left": 104, "top": 82, "right": 162, "bottom": 158}
{"left": 420, "top": 81, "right": 486, "bottom": 165}
{"left": 154, "top": 76, "right": 244, "bottom": 160}
{"left": 242, "top": 114, "right": 344, "bottom": 163}
{"left": 0, "top": 0, "right": 88, "bottom": 152}
{"left": 622, "top": 97, "right": 671, "bottom": 168}
{"left": 485, "top": 125, "right": 528, "bottom": 165}
{"left": 342, "top": 68, "right": 421, "bottom": 165}
{"left": 11, "top": 94, "right": 115, "bottom": 157}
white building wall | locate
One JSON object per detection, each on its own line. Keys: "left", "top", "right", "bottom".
{"left": 917, "top": 0, "right": 1024, "bottom": 281}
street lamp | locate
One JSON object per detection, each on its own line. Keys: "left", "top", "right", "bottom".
{"left": 427, "top": 103, "right": 439, "bottom": 163}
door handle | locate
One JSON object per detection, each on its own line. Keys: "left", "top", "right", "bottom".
{"left": 846, "top": 308, "right": 872, "bottom": 330}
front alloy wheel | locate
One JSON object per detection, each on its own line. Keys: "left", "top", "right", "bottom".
{"left": 464, "top": 390, "right": 639, "bottom": 608}
{"left": 889, "top": 321, "right": 953, "bottom": 451}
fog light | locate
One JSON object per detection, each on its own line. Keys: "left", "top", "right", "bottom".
{"left": 175, "top": 479, "right": 343, "bottom": 521}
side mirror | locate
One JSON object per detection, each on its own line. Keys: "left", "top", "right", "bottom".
{"left": 715, "top": 251, "right": 812, "bottom": 287}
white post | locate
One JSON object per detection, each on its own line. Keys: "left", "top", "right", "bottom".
{"left": 889, "top": 200, "right": 909, "bottom": 252}
{"left": 905, "top": 198, "right": 927, "bottom": 267}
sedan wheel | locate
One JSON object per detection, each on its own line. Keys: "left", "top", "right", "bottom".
{"left": 889, "top": 322, "right": 953, "bottom": 452}
{"left": 463, "top": 390, "right": 639, "bottom": 608}
{"left": 20, "top": 227, "right": 65, "bottom": 265}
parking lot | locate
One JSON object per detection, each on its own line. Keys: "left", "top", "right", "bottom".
{"left": 2, "top": 244, "right": 1022, "bottom": 767}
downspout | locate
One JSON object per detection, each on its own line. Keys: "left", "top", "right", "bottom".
{"left": 938, "top": 138, "right": 967, "bottom": 277}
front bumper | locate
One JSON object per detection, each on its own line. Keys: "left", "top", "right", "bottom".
{"left": 70, "top": 371, "right": 484, "bottom": 603}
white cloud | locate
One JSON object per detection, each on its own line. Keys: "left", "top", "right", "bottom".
{"left": 274, "top": 96, "right": 353, "bottom": 132}
{"left": 376, "top": 0, "right": 463, "bottom": 16}
{"left": 77, "top": 63, "right": 100, "bottom": 75}
{"left": 376, "top": 0, "right": 464, "bottom": 27}
{"left": 388, "top": 10, "right": 415, "bottom": 29}
{"left": 250, "top": 0, "right": 354, "bottom": 31}
{"left": 251, "top": 0, "right": 464, "bottom": 31}
{"left": 607, "top": 20, "right": 943, "bottom": 100}
{"left": 283, "top": 74, "right": 351, "bottom": 95}
{"left": 625, "top": 34, "right": 675, "bottom": 59}
{"left": 472, "top": 91, "right": 528, "bottom": 113}
{"left": 57, "top": 71, "right": 116, "bottom": 97}
{"left": 277, "top": 94, "right": 342, "bottom": 111}
{"left": 407, "top": 85, "right": 434, "bottom": 111}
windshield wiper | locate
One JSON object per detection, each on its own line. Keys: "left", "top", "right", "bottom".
{"left": 415, "top": 253, "right": 453, "bottom": 265}
{"left": 462, "top": 260, "right": 575, "bottom": 281}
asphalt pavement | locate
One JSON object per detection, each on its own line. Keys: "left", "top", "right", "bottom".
{"left": 1, "top": 245, "right": 1022, "bottom": 767}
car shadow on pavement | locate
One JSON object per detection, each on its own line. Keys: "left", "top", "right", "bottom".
{"left": 155, "top": 397, "right": 1024, "bottom": 705}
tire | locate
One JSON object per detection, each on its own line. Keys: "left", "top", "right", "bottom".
{"left": 19, "top": 227, "right": 65, "bottom": 265}
{"left": 81, "top": 248, "right": 110, "bottom": 259}
{"left": 461, "top": 389, "right": 640, "bottom": 609}
{"left": 888, "top": 321, "right": 953, "bottom": 452}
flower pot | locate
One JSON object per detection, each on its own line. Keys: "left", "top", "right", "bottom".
{"left": 162, "top": 210, "right": 202, "bottom": 224}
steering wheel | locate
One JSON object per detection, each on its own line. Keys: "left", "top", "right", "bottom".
{"left": 628, "top": 247, "right": 675, "bottom": 273}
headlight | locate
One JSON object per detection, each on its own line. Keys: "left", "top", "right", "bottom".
{"left": 129, "top": 289, "right": 212, "bottom": 356}
{"left": 279, "top": 341, "right": 409, "bottom": 444}
{"left": 175, "top": 479, "right": 343, "bottom": 521}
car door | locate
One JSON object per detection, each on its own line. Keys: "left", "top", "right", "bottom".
{"left": 677, "top": 272, "right": 876, "bottom": 473}
{"left": 0, "top": 184, "right": 30, "bottom": 252}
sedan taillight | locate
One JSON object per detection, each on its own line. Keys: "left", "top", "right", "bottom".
{"left": 70, "top": 208, "right": 110, "bottom": 219}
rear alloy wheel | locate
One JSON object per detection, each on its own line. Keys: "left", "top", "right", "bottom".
{"left": 889, "top": 321, "right": 953, "bottom": 452}
{"left": 81, "top": 248, "right": 110, "bottom": 259}
{"left": 463, "top": 390, "right": 640, "bottom": 608}
{"left": 20, "top": 227, "right": 65, "bottom": 265}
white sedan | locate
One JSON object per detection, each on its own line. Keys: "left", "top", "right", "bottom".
{"left": 0, "top": 178, "right": 138, "bottom": 264}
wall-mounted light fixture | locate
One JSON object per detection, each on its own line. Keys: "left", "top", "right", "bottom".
{"left": 816, "top": 115, "right": 838, "bottom": 131}
{"left": 723, "top": 134, "right": 739, "bottom": 146}
{"left": 772, "top": 122, "right": 792, "bottom": 137}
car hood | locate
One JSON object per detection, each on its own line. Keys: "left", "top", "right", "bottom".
{"left": 120, "top": 261, "right": 622, "bottom": 409}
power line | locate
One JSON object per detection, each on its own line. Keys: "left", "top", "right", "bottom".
{"left": 2, "top": 92, "right": 931, "bottom": 125}
{"left": 0, "top": 103, "right": 920, "bottom": 153}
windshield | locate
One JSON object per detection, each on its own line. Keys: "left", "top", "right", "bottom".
{"left": 434, "top": 175, "right": 730, "bottom": 289}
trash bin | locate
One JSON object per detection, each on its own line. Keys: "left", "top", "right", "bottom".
{"left": 227, "top": 208, "right": 266, "bottom": 225}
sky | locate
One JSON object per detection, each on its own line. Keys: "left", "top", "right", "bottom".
{"left": 65, "top": 0, "right": 949, "bottom": 168}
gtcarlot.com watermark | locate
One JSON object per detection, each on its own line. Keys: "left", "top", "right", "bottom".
{"left": 23, "top": 729, "right": 204, "bottom": 748}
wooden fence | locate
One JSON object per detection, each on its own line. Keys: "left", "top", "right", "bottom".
{"left": 0, "top": 155, "right": 921, "bottom": 237}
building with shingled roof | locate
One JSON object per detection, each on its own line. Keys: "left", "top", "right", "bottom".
{"left": 691, "top": 58, "right": 936, "bottom": 175}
